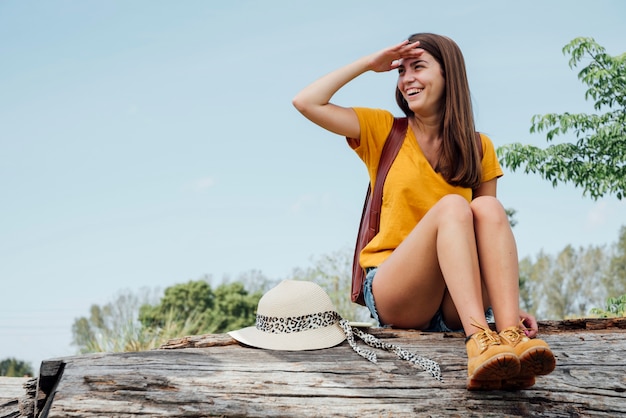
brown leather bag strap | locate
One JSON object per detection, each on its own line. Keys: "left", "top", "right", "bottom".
{"left": 368, "top": 117, "right": 409, "bottom": 234}
{"left": 350, "top": 117, "right": 408, "bottom": 305}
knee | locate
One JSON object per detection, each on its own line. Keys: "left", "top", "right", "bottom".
{"left": 437, "top": 194, "right": 473, "bottom": 224}
{"left": 470, "top": 196, "right": 508, "bottom": 226}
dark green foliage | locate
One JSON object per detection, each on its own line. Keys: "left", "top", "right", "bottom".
{"left": 207, "top": 282, "right": 262, "bottom": 333}
{"left": 0, "top": 357, "right": 33, "bottom": 377}
{"left": 138, "top": 280, "right": 215, "bottom": 331}
{"left": 590, "top": 294, "right": 626, "bottom": 318}
{"left": 138, "top": 280, "right": 262, "bottom": 335}
{"left": 498, "top": 37, "right": 626, "bottom": 200}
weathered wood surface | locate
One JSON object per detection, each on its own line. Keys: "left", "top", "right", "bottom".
{"left": 0, "top": 377, "right": 35, "bottom": 418}
{"left": 9, "top": 318, "right": 626, "bottom": 417}
{"left": 1, "top": 378, "right": 30, "bottom": 401}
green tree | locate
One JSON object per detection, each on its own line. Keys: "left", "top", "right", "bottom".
{"left": 519, "top": 250, "right": 552, "bottom": 319}
{"left": 604, "top": 226, "right": 626, "bottom": 298}
{"left": 72, "top": 277, "right": 264, "bottom": 354}
{"left": 588, "top": 226, "right": 626, "bottom": 318}
{"left": 205, "top": 282, "right": 263, "bottom": 333}
{"left": 71, "top": 287, "right": 159, "bottom": 354}
{"left": 519, "top": 243, "right": 610, "bottom": 320}
{"left": 518, "top": 256, "right": 537, "bottom": 314}
{"left": 0, "top": 357, "right": 33, "bottom": 377}
{"left": 139, "top": 279, "right": 262, "bottom": 336}
{"left": 138, "top": 279, "right": 215, "bottom": 332}
{"left": 590, "top": 294, "right": 626, "bottom": 318}
{"left": 497, "top": 37, "right": 626, "bottom": 199}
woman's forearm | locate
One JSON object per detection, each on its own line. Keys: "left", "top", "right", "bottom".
{"left": 292, "top": 55, "right": 372, "bottom": 113}
{"left": 292, "top": 40, "right": 421, "bottom": 137}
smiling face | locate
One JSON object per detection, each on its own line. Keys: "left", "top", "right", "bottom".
{"left": 397, "top": 52, "right": 445, "bottom": 119}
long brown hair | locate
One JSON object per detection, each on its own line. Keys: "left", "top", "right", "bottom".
{"left": 395, "top": 33, "right": 481, "bottom": 189}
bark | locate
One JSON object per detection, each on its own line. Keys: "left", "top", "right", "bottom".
{"left": 4, "top": 318, "right": 626, "bottom": 417}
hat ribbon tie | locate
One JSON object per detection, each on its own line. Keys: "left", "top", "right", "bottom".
{"left": 254, "top": 311, "right": 441, "bottom": 381}
{"left": 338, "top": 318, "right": 442, "bottom": 381}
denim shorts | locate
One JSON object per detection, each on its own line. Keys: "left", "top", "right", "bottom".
{"left": 363, "top": 267, "right": 494, "bottom": 332}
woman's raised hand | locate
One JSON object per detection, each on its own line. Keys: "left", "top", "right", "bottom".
{"left": 292, "top": 39, "right": 425, "bottom": 138}
{"left": 366, "top": 40, "right": 425, "bottom": 73}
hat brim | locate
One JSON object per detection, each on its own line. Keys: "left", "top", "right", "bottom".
{"left": 228, "top": 322, "right": 346, "bottom": 351}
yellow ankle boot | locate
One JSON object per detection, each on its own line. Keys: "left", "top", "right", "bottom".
{"left": 466, "top": 323, "right": 520, "bottom": 391}
{"left": 498, "top": 325, "right": 556, "bottom": 390}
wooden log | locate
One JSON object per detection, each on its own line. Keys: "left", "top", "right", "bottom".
{"left": 0, "top": 377, "right": 34, "bottom": 418}
{"left": 23, "top": 319, "right": 626, "bottom": 417}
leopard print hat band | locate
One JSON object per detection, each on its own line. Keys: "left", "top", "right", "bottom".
{"left": 255, "top": 310, "right": 339, "bottom": 334}
{"left": 228, "top": 280, "right": 441, "bottom": 381}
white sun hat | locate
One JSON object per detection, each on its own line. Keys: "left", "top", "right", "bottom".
{"left": 228, "top": 280, "right": 442, "bottom": 381}
{"left": 228, "top": 280, "right": 346, "bottom": 351}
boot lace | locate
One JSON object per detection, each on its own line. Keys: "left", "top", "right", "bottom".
{"left": 470, "top": 319, "right": 500, "bottom": 353}
{"left": 500, "top": 320, "right": 530, "bottom": 345}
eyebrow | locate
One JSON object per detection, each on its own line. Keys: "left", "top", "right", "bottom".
{"left": 399, "top": 58, "right": 428, "bottom": 69}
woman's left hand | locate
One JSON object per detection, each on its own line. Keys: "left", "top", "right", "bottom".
{"left": 519, "top": 310, "right": 538, "bottom": 338}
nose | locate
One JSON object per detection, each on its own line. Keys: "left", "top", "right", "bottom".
{"left": 401, "top": 70, "right": 416, "bottom": 84}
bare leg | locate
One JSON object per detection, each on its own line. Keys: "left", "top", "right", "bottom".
{"left": 372, "top": 194, "right": 488, "bottom": 335}
{"left": 471, "top": 196, "right": 520, "bottom": 331}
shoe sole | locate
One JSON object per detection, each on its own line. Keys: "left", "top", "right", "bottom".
{"left": 499, "top": 347, "right": 556, "bottom": 391}
{"left": 518, "top": 346, "right": 556, "bottom": 377}
{"left": 467, "top": 353, "right": 520, "bottom": 391}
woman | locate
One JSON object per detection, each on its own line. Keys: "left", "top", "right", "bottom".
{"left": 292, "top": 33, "right": 555, "bottom": 390}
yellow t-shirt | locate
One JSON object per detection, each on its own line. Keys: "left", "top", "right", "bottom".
{"left": 350, "top": 107, "right": 504, "bottom": 269}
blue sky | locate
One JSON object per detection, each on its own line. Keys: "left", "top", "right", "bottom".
{"left": 2, "top": 0, "right": 625, "bottom": 372}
